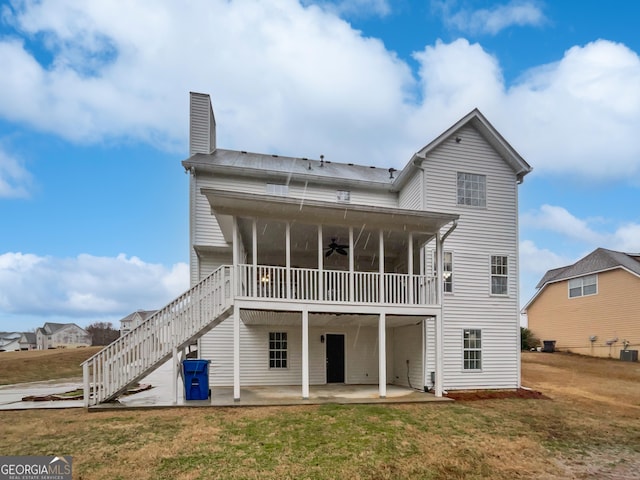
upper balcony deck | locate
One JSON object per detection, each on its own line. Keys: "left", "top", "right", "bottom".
{"left": 236, "top": 264, "right": 438, "bottom": 306}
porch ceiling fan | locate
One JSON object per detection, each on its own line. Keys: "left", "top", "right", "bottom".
{"left": 325, "top": 238, "right": 348, "bottom": 257}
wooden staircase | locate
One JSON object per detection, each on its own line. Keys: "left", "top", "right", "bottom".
{"left": 82, "top": 266, "right": 233, "bottom": 406}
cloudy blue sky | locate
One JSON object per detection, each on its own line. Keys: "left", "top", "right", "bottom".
{"left": 1, "top": 0, "right": 639, "bottom": 331}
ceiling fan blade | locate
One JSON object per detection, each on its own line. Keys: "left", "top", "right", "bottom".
{"left": 336, "top": 248, "right": 348, "bottom": 255}
{"left": 325, "top": 249, "right": 333, "bottom": 257}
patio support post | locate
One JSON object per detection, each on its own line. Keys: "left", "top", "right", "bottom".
{"left": 172, "top": 346, "right": 178, "bottom": 405}
{"left": 302, "top": 309, "right": 309, "bottom": 399}
{"left": 318, "top": 225, "right": 323, "bottom": 301}
{"left": 378, "top": 312, "right": 386, "bottom": 398}
{"left": 83, "top": 362, "right": 89, "bottom": 408}
{"left": 233, "top": 307, "right": 240, "bottom": 401}
{"left": 233, "top": 217, "right": 241, "bottom": 401}
{"left": 434, "top": 231, "right": 444, "bottom": 397}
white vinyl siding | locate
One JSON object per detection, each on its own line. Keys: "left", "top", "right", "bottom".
{"left": 392, "top": 324, "right": 423, "bottom": 389}
{"left": 424, "top": 318, "right": 436, "bottom": 389}
{"left": 202, "top": 320, "right": 411, "bottom": 387}
{"left": 422, "top": 124, "right": 520, "bottom": 390}
{"left": 398, "top": 171, "right": 423, "bottom": 209}
{"left": 189, "top": 93, "right": 214, "bottom": 156}
{"left": 569, "top": 274, "right": 598, "bottom": 298}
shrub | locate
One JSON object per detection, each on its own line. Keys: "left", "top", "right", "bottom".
{"left": 521, "top": 327, "right": 540, "bottom": 351}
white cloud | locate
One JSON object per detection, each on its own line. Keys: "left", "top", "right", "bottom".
{"left": 435, "top": 0, "right": 546, "bottom": 35}
{"left": 521, "top": 204, "right": 605, "bottom": 244}
{"left": 0, "top": 252, "right": 189, "bottom": 318}
{"left": 609, "top": 223, "right": 640, "bottom": 253}
{"left": 304, "top": 0, "right": 391, "bottom": 18}
{"left": 0, "top": 145, "right": 32, "bottom": 198}
{"left": 522, "top": 204, "right": 640, "bottom": 253}
{"left": 519, "top": 239, "right": 574, "bottom": 306}
{"left": 0, "top": 2, "right": 639, "bottom": 182}
{"left": 519, "top": 239, "right": 570, "bottom": 277}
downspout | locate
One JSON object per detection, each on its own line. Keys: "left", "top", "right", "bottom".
{"left": 434, "top": 219, "right": 458, "bottom": 397}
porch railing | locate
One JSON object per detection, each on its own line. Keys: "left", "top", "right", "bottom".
{"left": 82, "top": 265, "right": 233, "bottom": 406}
{"left": 238, "top": 264, "right": 437, "bottom": 305}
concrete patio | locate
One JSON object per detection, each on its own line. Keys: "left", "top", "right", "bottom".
{"left": 0, "top": 361, "right": 451, "bottom": 412}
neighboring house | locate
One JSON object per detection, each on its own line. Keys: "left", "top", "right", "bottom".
{"left": 83, "top": 92, "right": 531, "bottom": 406}
{"left": 120, "top": 310, "right": 158, "bottom": 336}
{"left": 19, "top": 332, "right": 37, "bottom": 350}
{"left": 0, "top": 332, "right": 21, "bottom": 352}
{"left": 524, "top": 248, "right": 640, "bottom": 358}
{"left": 36, "top": 322, "right": 92, "bottom": 349}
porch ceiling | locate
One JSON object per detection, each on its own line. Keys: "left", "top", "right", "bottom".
{"left": 241, "top": 310, "right": 429, "bottom": 328}
{"left": 201, "top": 189, "right": 458, "bottom": 234}
{"left": 202, "top": 189, "right": 458, "bottom": 267}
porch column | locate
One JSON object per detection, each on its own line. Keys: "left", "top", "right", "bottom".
{"left": 407, "top": 232, "right": 414, "bottom": 304}
{"left": 286, "top": 222, "right": 291, "bottom": 299}
{"left": 302, "top": 309, "right": 309, "bottom": 399}
{"left": 378, "top": 312, "right": 386, "bottom": 398}
{"left": 233, "top": 216, "right": 241, "bottom": 297}
{"left": 379, "top": 229, "right": 385, "bottom": 302}
{"left": 252, "top": 219, "right": 257, "bottom": 297}
{"left": 318, "top": 225, "right": 323, "bottom": 301}
{"left": 233, "top": 217, "right": 241, "bottom": 401}
{"left": 434, "top": 232, "right": 444, "bottom": 397}
{"left": 348, "top": 227, "right": 354, "bottom": 302}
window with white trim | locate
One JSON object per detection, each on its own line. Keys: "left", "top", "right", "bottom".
{"left": 569, "top": 274, "right": 597, "bottom": 298}
{"left": 433, "top": 251, "right": 453, "bottom": 293}
{"left": 269, "top": 332, "right": 288, "bottom": 368}
{"left": 463, "top": 329, "right": 482, "bottom": 370}
{"left": 490, "top": 255, "right": 508, "bottom": 295}
{"left": 336, "top": 190, "right": 351, "bottom": 203}
{"left": 266, "top": 183, "right": 289, "bottom": 196}
{"left": 457, "top": 172, "right": 486, "bottom": 207}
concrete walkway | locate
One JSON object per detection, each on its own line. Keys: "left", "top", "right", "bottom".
{"left": 1, "top": 361, "right": 451, "bottom": 411}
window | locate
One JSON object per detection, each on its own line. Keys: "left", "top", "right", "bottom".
{"left": 490, "top": 255, "right": 508, "bottom": 295}
{"left": 569, "top": 274, "right": 597, "bottom": 298}
{"left": 443, "top": 252, "right": 453, "bottom": 293}
{"left": 433, "top": 251, "right": 453, "bottom": 293}
{"left": 269, "top": 332, "right": 288, "bottom": 368}
{"left": 457, "top": 172, "right": 486, "bottom": 207}
{"left": 266, "top": 183, "right": 288, "bottom": 196}
{"left": 336, "top": 190, "right": 351, "bottom": 203}
{"left": 463, "top": 329, "right": 482, "bottom": 370}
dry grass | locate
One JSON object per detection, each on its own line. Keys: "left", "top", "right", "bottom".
{"left": 0, "top": 347, "right": 102, "bottom": 385}
{"left": 522, "top": 351, "right": 640, "bottom": 414}
{"left": 0, "top": 351, "right": 638, "bottom": 479}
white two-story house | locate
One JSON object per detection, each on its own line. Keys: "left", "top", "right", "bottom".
{"left": 82, "top": 93, "right": 531, "bottom": 406}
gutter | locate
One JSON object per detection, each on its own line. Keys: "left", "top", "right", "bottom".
{"left": 441, "top": 219, "right": 458, "bottom": 242}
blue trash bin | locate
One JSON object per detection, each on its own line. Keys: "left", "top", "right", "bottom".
{"left": 182, "top": 359, "right": 211, "bottom": 400}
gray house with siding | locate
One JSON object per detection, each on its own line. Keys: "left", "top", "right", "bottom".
{"left": 82, "top": 93, "right": 531, "bottom": 406}
{"left": 36, "top": 322, "right": 92, "bottom": 349}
